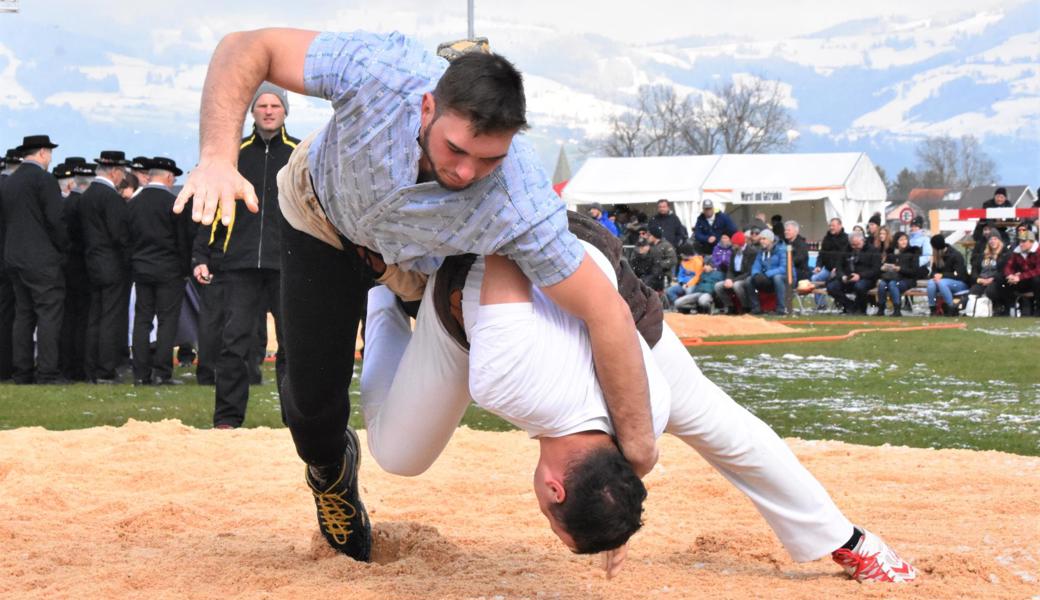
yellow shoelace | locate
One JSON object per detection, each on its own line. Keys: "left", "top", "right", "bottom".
{"left": 314, "top": 488, "right": 358, "bottom": 545}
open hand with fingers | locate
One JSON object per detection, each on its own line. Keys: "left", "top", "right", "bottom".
{"left": 173, "top": 161, "right": 258, "bottom": 225}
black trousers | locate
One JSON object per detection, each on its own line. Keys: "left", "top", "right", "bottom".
{"left": 213, "top": 268, "right": 285, "bottom": 427}
{"left": 0, "top": 270, "right": 14, "bottom": 380}
{"left": 280, "top": 213, "right": 371, "bottom": 467}
{"left": 8, "top": 265, "right": 65, "bottom": 383}
{"left": 196, "top": 277, "right": 223, "bottom": 385}
{"left": 86, "top": 276, "right": 129, "bottom": 381}
{"left": 60, "top": 273, "right": 90, "bottom": 381}
{"left": 132, "top": 279, "right": 185, "bottom": 382}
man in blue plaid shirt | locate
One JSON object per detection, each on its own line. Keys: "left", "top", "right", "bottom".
{"left": 175, "top": 29, "right": 656, "bottom": 562}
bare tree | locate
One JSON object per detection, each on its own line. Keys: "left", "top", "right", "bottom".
{"left": 601, "top": 77, "right": 795, "bottom": 157}
{"left": 707, "top": 79, "right": 796, "bottom": 154}
{"left": 915, "top": 135, "right": 997, "bottom": 189}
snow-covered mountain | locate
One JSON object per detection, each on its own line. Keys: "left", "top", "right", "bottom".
{"left": 1, "top": 1, "right": 1037, "bottom": 186}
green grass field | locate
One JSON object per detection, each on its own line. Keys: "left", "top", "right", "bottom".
{"left": 2, "top": 316, "right": 1037, "bottom": 455}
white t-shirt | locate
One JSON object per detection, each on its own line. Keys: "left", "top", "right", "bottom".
{"left": 462, "top": 241, "right": 672, "bottom": 439}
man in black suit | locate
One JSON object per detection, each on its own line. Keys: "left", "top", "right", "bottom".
{"left": 0, "top": 149, "right": 22, "bottom": 381}
{"left": 58, "top": 159, "right": 92, "bottom": 380}
{"left": 81, "top": 150, "right": 132, "bottom": 383}
{"left": 128, "top": 158, "right": 191, "bottom": 385}
{"left": 0, "top": 135, "right": 68, "bottom": 383}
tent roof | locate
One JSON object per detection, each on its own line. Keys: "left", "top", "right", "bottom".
{"left": 700, "top": 152, "right": 868, "bottom": 192}
{"left": 562, "top": 155, "right": 720, "bottom": 206}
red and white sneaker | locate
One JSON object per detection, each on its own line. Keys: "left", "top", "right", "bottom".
{"left": 832, "top": 528, "right": 917, "bottom": 583}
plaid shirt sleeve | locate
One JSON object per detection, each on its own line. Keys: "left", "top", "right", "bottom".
{"left": 303, "top": 31, "right": 388, "bottom": 103}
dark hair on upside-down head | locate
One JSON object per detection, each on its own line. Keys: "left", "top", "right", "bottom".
{"left": 549, "top": 444, "right": 647, "bottom": 554}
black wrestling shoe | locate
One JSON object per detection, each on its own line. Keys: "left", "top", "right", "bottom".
{"left": 306, "top": 427, "right": 372, "bottom": 561}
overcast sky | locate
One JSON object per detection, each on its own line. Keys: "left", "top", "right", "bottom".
{"left": 13, "top": 0, "right": 1033, "bottom": 46}
{"left": 2, "top": 0, "right": 1036, "bottom": 183}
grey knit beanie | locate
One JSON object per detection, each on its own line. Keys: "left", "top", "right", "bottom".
{"left": 251, "top": 82, "right": 289, "bottom": 116}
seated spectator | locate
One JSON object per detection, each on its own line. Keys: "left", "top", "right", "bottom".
{"left": 587, "top": 203, "right": 618, "bottom": 236}
{"left": 908, "top": 216, "right": 932, "bottom": 268}
{"left": 1002, "top": 231, "right": 1040, "bottom": 316}
{"left": 873, "top": 226, "right": 892, "bottom": 259}
{"left": 969, "top": 234, "right": 1012, "bottom": 316}
{"left": 876, "top": 232, "right": 925, "bottom": 317}
{"left": 648, "top": 199, "right": 688, "bottom": 249}
{"left": 865, "top": 213, "right": 881, "bottom": 248}
{"left": 630, "top": 238, "right": 662, "bottom": 291}
{"left": 693, "top": 199, "right": 737, "bottom": 254}
{"left": 826, "top": 232, "right": 880, "bottom": 315}
{"left": 665, "top": 251, "right": 704, "bottom": 307}
{"left": 647, "top": 224, "right": 677, "bottom": 284}
{"left": 813, "top": 218, "right": 850, "bottom": 309}
{"left": 750, "top": 212, "right": 769, "bottom": 232}
{"left": 623, "top": 212, "right": 648, "bottom": 245}
{"left": 782, "top": 220, "right": 811, "bottom": 283}
{"left": 674, "top": 261, "right": 724, "bottom": 314}
{"left": 927, "top": 235, "right": 970, "bottom": 316}
{"left": 973, "top": 187, "right": 1011, "bottom": 245}
{"left": 748, "top": 229, "right": 789, "bottom": 316}
{"left": 715, "top": 230, "right": 758, "bottom": 315}
{"left": 770, "top": 214, "right": 784, "bottom": 239}
{"left": 709, "top": 232, "right": 735, "bottom": 272}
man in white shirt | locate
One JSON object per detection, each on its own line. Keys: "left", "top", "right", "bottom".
{"left": 359, "top": 238, "right": 917, "bottom": 584}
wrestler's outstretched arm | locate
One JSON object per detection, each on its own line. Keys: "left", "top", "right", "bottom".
{"left": 174, "top": 28, "right": 318, "bottom": 225}
{"left": 541, "top": 254, "right": 658, "bottom": 478}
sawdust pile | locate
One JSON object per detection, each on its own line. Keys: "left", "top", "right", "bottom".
{"left": 663, "top": 313, "right": 795, "bottom": 339}
{"left": 1, "top": 420, "right": 1036, "bottom": 599}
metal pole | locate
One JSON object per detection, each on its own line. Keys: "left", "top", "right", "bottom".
{"left": 467, "top": 0, "right": 475, "bottom": 38}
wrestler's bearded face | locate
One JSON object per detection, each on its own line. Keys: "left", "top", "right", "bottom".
{"left": 418, "top": 93, "right": 515, "bottom": 192}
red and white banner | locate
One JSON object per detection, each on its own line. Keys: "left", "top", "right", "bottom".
{"left": 935, "top": 207, "right": 1039, "bottom": 220}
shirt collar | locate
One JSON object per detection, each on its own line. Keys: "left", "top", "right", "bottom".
{"left": 95, "top": 176, "right": 117, "bottom": 190}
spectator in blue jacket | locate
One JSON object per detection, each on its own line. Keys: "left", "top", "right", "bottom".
{"left": 693, "top": 199, "right": 737, "bottom": 254}
{"left": 587, "top": 203, "right": 619, "bottom": 236}
{"left": 748, "top": 229, "right": 790, "bottom": 315}
{"left": 907, "top": 216, "right": 932, "bottom": 267}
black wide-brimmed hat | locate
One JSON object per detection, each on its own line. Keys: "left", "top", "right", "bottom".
{"left": 16, "top": 134, "right": 59, "bottom": 152}
{"left": 130, "top": 156, "right": 152, "bottom": 171}
{"left": 52, "top": 163, "right": 74, "bottom": 179}
{"left": 95, "top": 150, "right": 130, "bottom": 166}
{"left": 4, "top": 148, "right": 24, "bottom": 164}
{"left": 149, "top": 156, "right": 183, "bottom": 176}
{"left": 73, "top": 162, "right": 97, "bottom": 177}
{"left": 64, "top": 156, "right": 87, "bottom": 167}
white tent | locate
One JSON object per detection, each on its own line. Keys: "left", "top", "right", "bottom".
{"left": 562, "top": 155, "right": 721, "bottom": 227}
{"left": 563, "top": 152, "right": 888, "bottom": 241}
{"left": 701, "top": 152, "right": 888, "bottom": 240}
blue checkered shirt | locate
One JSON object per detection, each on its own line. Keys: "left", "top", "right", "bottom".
{"left": 304, "top": 31, "right": 583, "bottom": 287}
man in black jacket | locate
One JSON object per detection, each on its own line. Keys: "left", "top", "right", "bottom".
{"left": 206, "top": 83, "right": 298, "bottom": 428}
{"left": 81, "top": 150, "right": 132, "bottom": 383}
{"left": 812, "top": 218, "right": 850, "bottom": 310}
{"left": 647, "top": 199, "right": 688, "bottom": 250}
{"left": 826, "top": 232, "right": 880, "bottom": 315}
{"left": 783, "top": 220, "right": 811, "bottom": 282}
{"left": 1, "top": 135, "right": 68, "bottom": 383}
{"left": 129, "top": 158, "right": 191, "bottom": 385}
{"left": 0, "top": 149, "right": 22, "bottom": 381}
{"left": 58, "top": 159, "right": 92, "bottom": 381}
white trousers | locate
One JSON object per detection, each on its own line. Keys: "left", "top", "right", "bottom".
{"left": 360, "top": 280, "right": 853, "bottom": 562}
